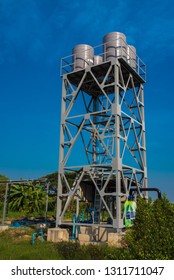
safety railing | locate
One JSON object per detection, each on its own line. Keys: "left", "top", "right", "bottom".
{"left": 60, "top": 39, "right": 146, "bottom": 81}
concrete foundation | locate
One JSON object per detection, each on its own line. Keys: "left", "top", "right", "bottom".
{"left": 78, "top": 233, "right": 93, "bottom": 242}
{"left": 78, "top": 226, "right": 123, "bottom": 247}
{"left": 108, "top": 232, "right": 122, "bottom": 247}
{"left": 0, "top": 225, "right": 9, "bottom": 232}
{"left": 47, "top": 226, "right": 123, "bottom": 247}
{"left": 47, "top": 228, "right": 69, "bottom": 242}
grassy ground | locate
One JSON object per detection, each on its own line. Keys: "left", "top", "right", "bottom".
{"left": 0, "top": 228, "right": 61, "bottom": 260}
{"left": 0, "top": 228, "right": 78, "bottom": 260}
{"left": 0, "top": 210, "right": 129, "bottom": 260}
{"left": 0, "top": 227, "right": 131, "bottom": 260}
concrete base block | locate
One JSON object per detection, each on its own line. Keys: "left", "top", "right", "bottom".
{"left": 108, "top": 232, "right": 122, "bottom": 247}
{"left": 79, "top": 226, "right": 123, "bottom": 246}
{"left": 78, "top": 233, "right": 93, "bottom": 242}
{"left": 79, "top": 226, "right": 99, "bottom": 241}
{"left": 0, "top": 225, "right": 9, "bottom": 232}
{"left": 80, "top": 227, "right": 116, "bottom": 242}
{"left": 80, "top": 226, "right": 91, "bottom": 235}
{"left": 47, "top": 228, "right": 69, "bottom": 242}
{"left": 98, "top": 228, "right": 115, "bottom": 242}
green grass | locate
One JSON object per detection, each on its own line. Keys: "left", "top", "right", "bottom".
{"left": 0, "top": 228, "right": 61, "bottom": 260}
{"left": 0, "top": 227, "right": 131, "bottom": 260}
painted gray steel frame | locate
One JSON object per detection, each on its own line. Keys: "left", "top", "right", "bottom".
{"left": 56, "top": 58, "right": 148, "bottom": 231}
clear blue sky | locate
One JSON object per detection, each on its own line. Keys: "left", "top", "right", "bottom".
{"left": 0, "top": 0, "right": 174, "bottom": 201}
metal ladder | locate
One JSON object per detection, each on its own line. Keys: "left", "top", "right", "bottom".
{"left": 93, "top": 180, "right": 103, "bottom": 223}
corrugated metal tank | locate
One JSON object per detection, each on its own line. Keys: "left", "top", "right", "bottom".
{"left": 127, "top": 45, "right": 136, "bottom": 69}
{"left": 72, "top": 44, "right": 94, "bottom": 71}
{"left": 93, "top": 55, "right": 103, "bottom": 65}
{"left": 103, "top": 32, "right": 127, "bottom": 62}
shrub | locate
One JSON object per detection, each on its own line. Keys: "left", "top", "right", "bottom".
{"left": 55, "top": 241, "right": 82, "bottom": 259}
{"left": 9, "top": 183, "right": 48, "bottom": 214}
{"left": 124, "top": 196, "right": 174, "bottom": 259}
{"left": 55, "top": 241, "right": 133, "bottom": 260}
{"left": 83, "top": 244, "right": 107, "bottom": 260}
{"left": 104, "top": 247, "right": 133, "bottom": 260}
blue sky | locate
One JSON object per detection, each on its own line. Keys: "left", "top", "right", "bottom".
{"left": 0, "top": 0, "right": 174, "bottom": 200}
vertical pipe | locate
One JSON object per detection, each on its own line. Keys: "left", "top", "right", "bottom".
{"left": 92, "top": 97, "right": 98, "bottom": 164}
{"left": 93, "top": 97, "right": 102, "bottom": 223}
{"left": 114, "top": 62, "right": 122, "bottom": 231}
{"left": 2, "top": 183, "right": 9, "bottom": 226}
{"left": 45, "top": 181, "right": 50, "bottom": 223}
{"left": 76, "top": 196, "right": 79, "bottom": 217}
{"left": 141, "top": 85, "right": 148, "bottom": 198}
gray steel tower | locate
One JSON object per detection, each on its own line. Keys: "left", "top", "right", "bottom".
{"left": 56, "top": 32, "right": 147, "bottom": 232}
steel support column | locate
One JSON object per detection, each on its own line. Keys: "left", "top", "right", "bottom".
{"left": 57, "top": 57, "right": 147, "bottom": 231}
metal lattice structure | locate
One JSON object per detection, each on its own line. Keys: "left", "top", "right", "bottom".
{"left": 56, "top": 41, "right": 147, "bottom": 231}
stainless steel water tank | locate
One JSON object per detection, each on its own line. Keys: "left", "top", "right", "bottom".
{"left": 103, "top": 32, "right": 127, "bottom": 62}
{"left": 93, "top": 55, "right": 103, "bottom": 65}
{"left": 127, "top": 45, "right": 136, "bottom": 69}
{"left": 72, "top": 44, "right": 94, "bottom": 71}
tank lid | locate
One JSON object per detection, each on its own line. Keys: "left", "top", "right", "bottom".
{"left": 103, "top": 31, "right": 126, "bottom": 39}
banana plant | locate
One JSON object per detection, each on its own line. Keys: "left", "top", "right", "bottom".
{"left": 9, "top": 183, "right": 47, "bottom": 214}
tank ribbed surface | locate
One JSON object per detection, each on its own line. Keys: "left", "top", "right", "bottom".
{"left": 93, "top": 55, "right": 103, "bottom": 65}
{"left": 127, "top": 45, "right": 136, "bottom": 69}
{"left": 72, "top": 44, "right": 94, "bottom": 71}
{"left": 103, "top": 32, "right": 127, "bottom": 62}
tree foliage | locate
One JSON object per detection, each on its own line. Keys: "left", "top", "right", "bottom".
{"left": 9, "top": 183, "right": 47, "bottom": 214}
{"left": 0, "top": 174, "right": 9, "bottom": 181}
{"left": 124, "top": 196, "right": 174, "bottom": 259}
{"left": 41, "top": 172, "right": 58, "bottom": 187}
{"left": 41, "top": 171, "right": 76, "bottom": 193}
